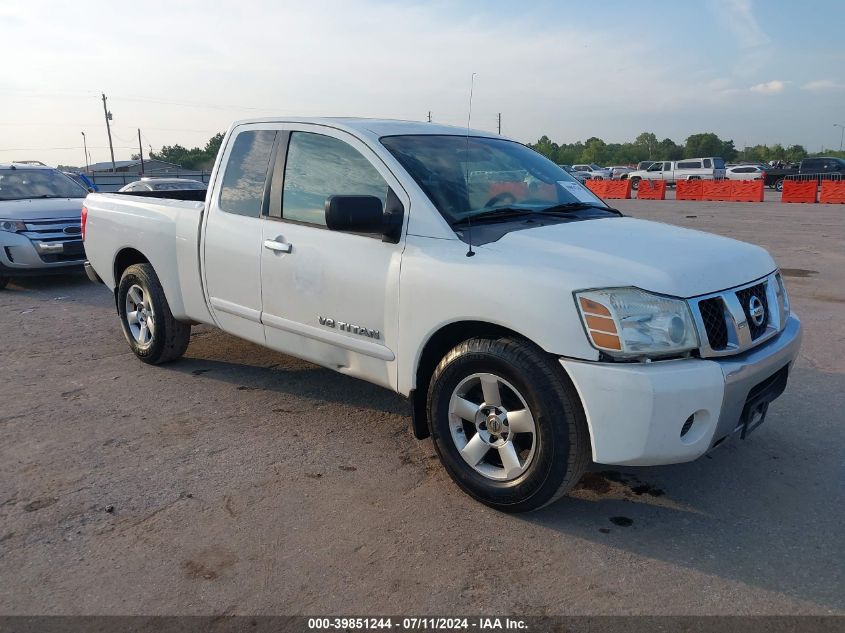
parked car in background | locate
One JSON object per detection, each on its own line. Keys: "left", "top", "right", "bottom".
{"left": 558, "top": 165, "right": 592, "bottom": 183}
{"left": 725, "top": 165, "right": 767, "bottom": 181}
{"left": 83, "top": 116, "right": 801, "bottom": 512}
{"left": 762, "top": 157, "right": 845, "bottom": 191}
{"left": 571, "top": 164, "right": 612, "bottom": 180}
{"left": 0, "top": 163, "right": 88, "bottom": 288}
{"left": 118, "top": 178, "right": 207, "bottom": 192}
{"left": 608, "top": 166, "right": 634, "bottom": 180}
{"left": 625, "top": 157, "right": 727, "bottom": 189}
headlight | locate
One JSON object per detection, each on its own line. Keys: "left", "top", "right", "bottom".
{"left": 575, "top": 287, "right": 699, "bottom": 358}
{"left": 0, "top": 219, "right": 27, "bottom": 233}
{"left": 775, "top": 271, "right": 790, "bottom": 317}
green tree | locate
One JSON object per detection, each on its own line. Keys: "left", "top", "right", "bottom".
{"left": 684, "top": 133, "right": 724, "bottom": 158}
{"left": 634, "top": 132, "right": 658, "bottom": 160}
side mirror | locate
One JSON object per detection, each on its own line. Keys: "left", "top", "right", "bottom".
{"left": 325, "top": 195, "right": 386, "bottom": 234}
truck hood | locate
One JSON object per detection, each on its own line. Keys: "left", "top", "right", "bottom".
{"left": 483, "top": 217, "right": 776, "bottom": 298}
{"left": 0, "top": 197, "right": 86, "bottom": 220}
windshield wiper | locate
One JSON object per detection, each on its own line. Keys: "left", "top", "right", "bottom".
{"left": 451, "top": 208, "right": 536, "bottom": 226}
{"left": 540, "top": 202, "right": 623, "bottom": 216}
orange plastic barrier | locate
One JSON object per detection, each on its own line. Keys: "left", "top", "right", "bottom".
{"left": 781, "top": 180, "right": 817, "bottom": 203}
{"left": 819, "top": 180, "right": 845, "bottom": 204}
{"left": 585, "top": 179, "right": 608, "bottom": 197}
{"left": 636, "top": 180, "right": 666, "bottom": 200}
{"left": 729, "top": 180, "right": 765, "bottom": 202}
{"left": 603, "top": 180, "right": 632, "bottom": 199}
{"left": 701, "top": 180, "right": 733, "bottom": 201}
{"left": 676, "top": 179, "right": 703, "bottom": 201}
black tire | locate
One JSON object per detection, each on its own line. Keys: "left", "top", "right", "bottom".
{"left": 117, "top": 263, "right": 191, "bottom": 364}
{"left": 630, "top": 177, "right": 640, "bottom": 190}
{"left": 427, "top": 337, "right": 590, "bottom": 513}
{"left": 775, "top": 179, "right": 784, "bottom": 192}
{"left": 0, "top": 275, "right": 9, "bottom": 290}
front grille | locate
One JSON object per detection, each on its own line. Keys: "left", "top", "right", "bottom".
{"left": 690, "top": 272, "right": 786, "bottom": 358}
{"left": 735, "top": 283, "right": 769, "bottom": 339}
{"left": 20, "top": 217, "right": 85, "bottom": 264}
{"left": 698, "top": 297, "right": 729, "bottom": 350}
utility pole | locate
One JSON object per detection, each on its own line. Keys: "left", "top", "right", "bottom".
{"left": 81, "top": 132, "right": 89, "bottom": 174}
{"left": 497, "top": 112, "right": 501, "bottom": 135}
{"left": 427, "top": 111, "right": 432, "bottom": 123}
{"left": 137, "top": 129, "right": 145, "bottom": 175}
{"left": 835, "top": 123, "right": 844, "bottom": 152}
{"left": 101, "top": 93, "right": 116, "bottom": 172}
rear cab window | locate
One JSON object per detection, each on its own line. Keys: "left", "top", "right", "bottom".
{"left": 219, "top": 129, "right": 277, "bottom": 217}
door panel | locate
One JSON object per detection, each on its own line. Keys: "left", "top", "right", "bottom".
{"left": 259, "top": 127, "right": 407, "bottom": 390}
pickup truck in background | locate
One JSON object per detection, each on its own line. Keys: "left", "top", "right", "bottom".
{"left": 83, "top": 118, "right": 801, "bottom": 512}
{"left": 763, "top": 156, "right": 845, "bottom": 191}
{"left": 0, "top": 164, "right": 89, "bottom": 289}
{"left": 624, "top": 157, "right": 727, "bottom": 189}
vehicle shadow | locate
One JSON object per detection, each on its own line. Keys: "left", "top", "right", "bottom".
{"left": 165, "top": 335, "right": 843, "bottom": 611}
{"left": 166, "top": 348, "right": 411, "bottom": 417}
{"left": 2, "top": 272, "right": 110, "bottom": 308}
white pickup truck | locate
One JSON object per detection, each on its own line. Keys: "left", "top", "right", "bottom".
{"left": 83, "top": 118, "right": 801, "bottom": 512}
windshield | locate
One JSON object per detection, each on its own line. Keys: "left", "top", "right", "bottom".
{"left": 589, "top": 163, "right": 603, "bottom": 171}
{"left": 0, "top": 169, "right": 88, "bottom": 201}
{"left": 380, "top": 135, "right": 607, "bottom": 224}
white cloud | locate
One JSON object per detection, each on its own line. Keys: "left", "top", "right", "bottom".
{"left": 802, "top": 79, "right": 845, "bottom": 93}
{"left": 750, "top": 80, "right": 785, "bottom": 94}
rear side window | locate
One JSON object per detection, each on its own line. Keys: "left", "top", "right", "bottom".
{"left": 703, "top": 159, "right": 712, "bottom": 168}
{"left": 676, "top": 161, "right": 702, "bottom": 169}
{"left": 219, "top": 130, "right": 277, "bottom": 217}
{"left": 802, "top": 159, "right": 821, "bottom": 172}
{"left": 282, "top": 132, "right": 388, "bottom": 226}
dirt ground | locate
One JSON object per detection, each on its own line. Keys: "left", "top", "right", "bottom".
{"left": 1, "top": 198, "right": 843, "bottom": 615}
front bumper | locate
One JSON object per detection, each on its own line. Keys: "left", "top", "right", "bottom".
{"left": 561, "top": 314, "right": 802, "bottom": 466}
{"left": 0, "top": 230, "right": 85, "bottom": 274}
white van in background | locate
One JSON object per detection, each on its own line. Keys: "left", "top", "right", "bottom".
{"left": 625, "top": 157, "right": 727, "bottom": 189}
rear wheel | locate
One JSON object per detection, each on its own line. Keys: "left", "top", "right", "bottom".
{"left": 118, "top": 263, "right": 191, "bottom": 364}
{"left": 427, "top": 337, "right": 590, "bottom": 513}
{"left": 775, "top": 178, "right": 784, "bottom": 192}
{"left": 630, "top": 177, "right": 640, "bottom": 190}
{"left": 0, "top": 275, "right": 8, "bottom": 289}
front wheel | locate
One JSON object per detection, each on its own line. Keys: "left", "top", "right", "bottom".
{"left": 775, "top": 179, "right": 784, "bottom": 192}
{"left": 118, "top": 263, "right": 191, "bottom": 364}
{"left": 427, "top": 337, "right": 590, "bottom": 512}
{"left": 630, "top": 177, "right": 640, "bottom": 190}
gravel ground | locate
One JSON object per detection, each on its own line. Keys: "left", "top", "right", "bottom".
{"left": 0, "top": 198, "right": 843, "bottom": 615}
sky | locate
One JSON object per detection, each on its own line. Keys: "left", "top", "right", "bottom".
{"left": 1, "top": 0, "right": 844, "bottom": 167}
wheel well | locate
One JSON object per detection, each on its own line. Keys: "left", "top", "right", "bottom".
{"left": 113, "top": 248, "right": 149, "bottom": 284}
{"left": 409, "top": 321, "right": 535, "bottom": 440}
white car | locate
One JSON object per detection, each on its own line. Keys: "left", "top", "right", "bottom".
{"left": 608, "top": 166, "right": 635, "bottom": 180}
{"left": 725, "top": 165, "right": 767, "bottom": 181}
{"left": 571, "top": 163, "right": 612, "bottom": 180}
{"left": 82, "top": 118, "right": 801, "bottom": 512}
{"left": 119, "top": 178, "right": 207, "bottom": 192}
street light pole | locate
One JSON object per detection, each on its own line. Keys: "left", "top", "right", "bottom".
{"left": 81, "top": 131, "right": 89, "bottom": 174}
{"left": 835, "top": 123, "right": 844, "bottom": 152}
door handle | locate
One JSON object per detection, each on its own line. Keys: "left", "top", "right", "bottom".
{"left": 263, "top": 239, "right": 292, "bottom": 253}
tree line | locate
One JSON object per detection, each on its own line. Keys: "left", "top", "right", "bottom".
{"left": 528, "top": 131, "right": 844, "bottom": 166}
{"left": 124, "top": 130, "right": 843, "bottom": 171}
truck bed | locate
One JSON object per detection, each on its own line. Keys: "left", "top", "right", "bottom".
{"left": 83, "top": 192, "right": 213, "bottom": 324}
